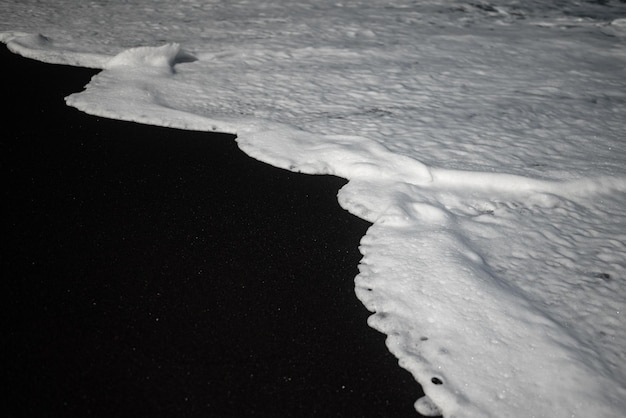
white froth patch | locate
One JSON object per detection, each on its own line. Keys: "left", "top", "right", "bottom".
{"left": 236, "top": 128, "right": 433, "bottom": 186}
{"left": 65, "top": 44, "right": 232, "bottom": 133}
{"left": 4, "top": 33, "right": 108, "bottom": 68}
{"left": 349, "top": 181, "right": 626, "bottom": 417}
{"left": 105, "top": 43, "right": 196, "bottom": 72}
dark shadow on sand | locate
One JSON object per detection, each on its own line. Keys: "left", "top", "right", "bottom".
{"left": 2, "top": 45, "right": 432, "bottom": 417}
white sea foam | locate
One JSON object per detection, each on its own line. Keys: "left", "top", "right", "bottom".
{"left": 2, "top": 32, "right": 108, "bottom": 68}
{"left": 2, "top": 1, "right": 625, "bottom": 416}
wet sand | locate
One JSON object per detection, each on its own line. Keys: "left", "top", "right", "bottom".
{"left": 2, "top": 45, "right": 430, "bottom": 417}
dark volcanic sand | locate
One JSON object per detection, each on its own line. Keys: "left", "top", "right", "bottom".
{"left": 2, "top": 45, "right": 431, "bottom": 417}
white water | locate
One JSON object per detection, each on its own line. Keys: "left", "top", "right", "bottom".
{"left": 2, "top": 1, "right": 625, "bottom": 416}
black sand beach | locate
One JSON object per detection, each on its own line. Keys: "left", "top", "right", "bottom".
{"left": 2, "top": 45, "right": 431, "bottom": 417}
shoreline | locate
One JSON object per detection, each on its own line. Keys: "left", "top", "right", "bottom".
{"left": 2, "top": 45, "right": 430, "bottom": 416}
